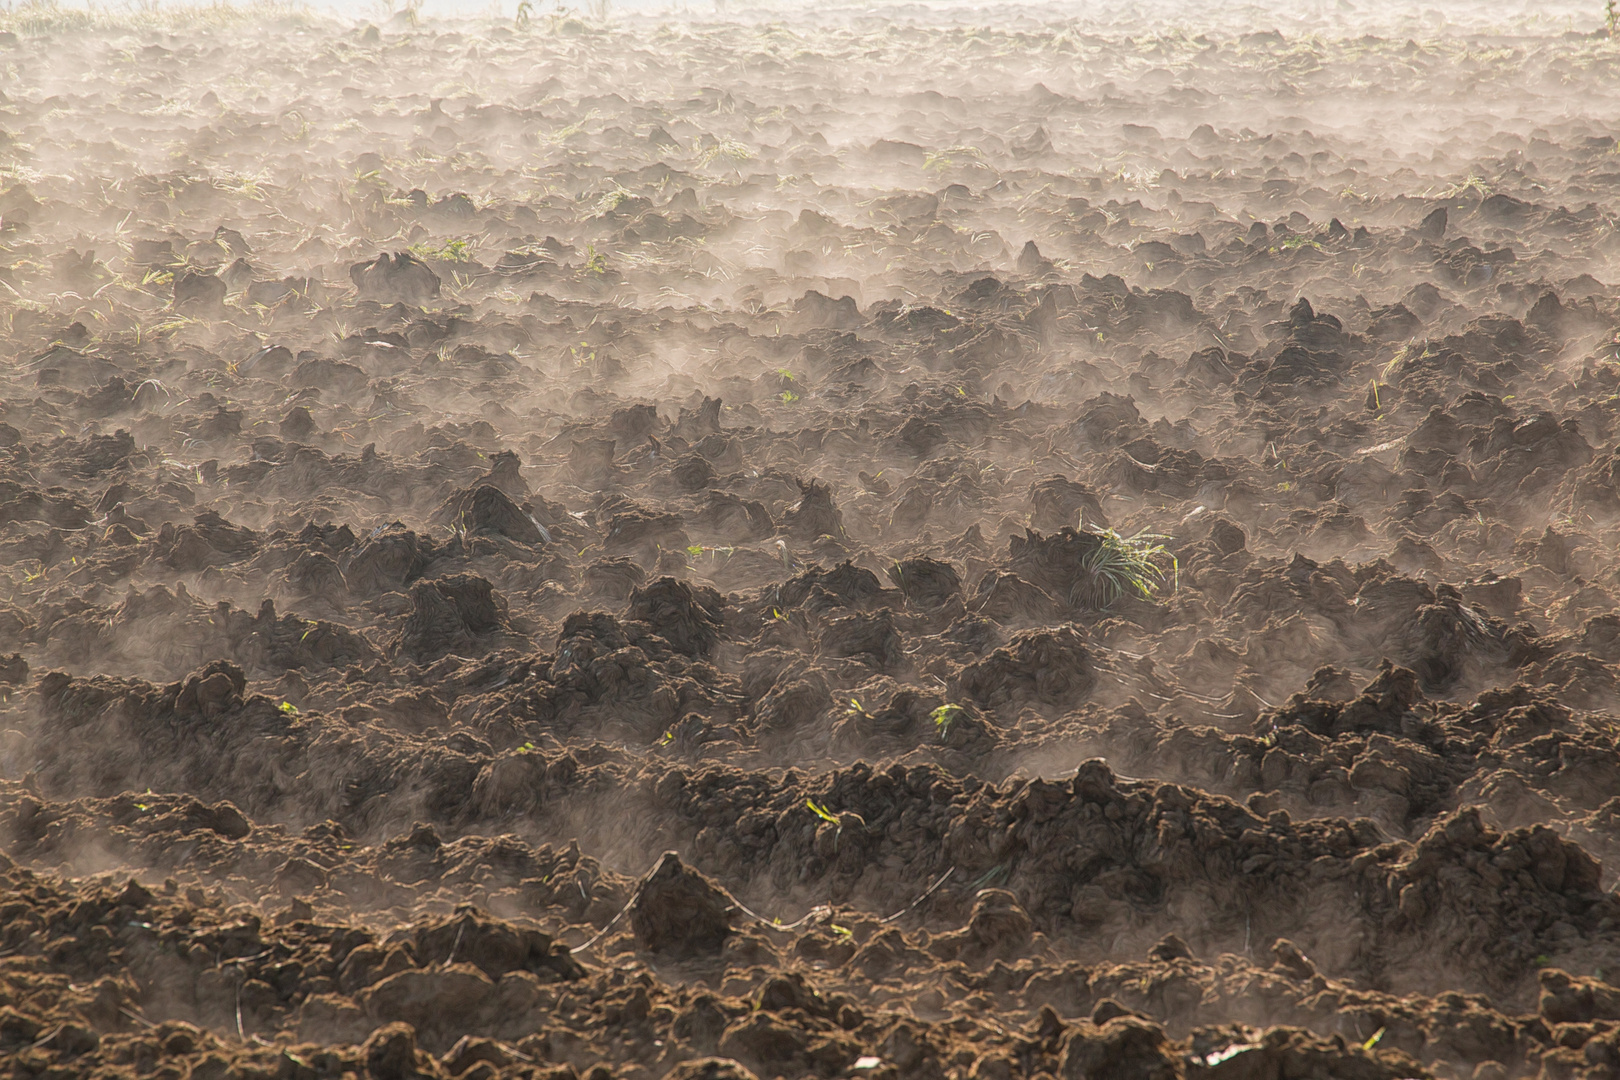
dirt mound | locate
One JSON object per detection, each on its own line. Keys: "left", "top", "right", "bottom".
{"left": 343, "top": 525, "right": 438, "bottom": 596}
{"left": 433, "top": 485, "right": 548, "bottom": 545}
{"left": 960, "top": 625, "right": 1097, "bottom": 711}
{"left": 629, "top": 577, "right": 726, "bottom": 658}
{"left": 629, "top": 851, "right": 740, "bottom": 957}
{"left": 396, "top": 574, "right": 507, "bottom": 661}
{"left": 350, "top": 252, "right": 441, "bottom": 305}
{"left": 887, "top": 557, "right": 963, "bottom": 608}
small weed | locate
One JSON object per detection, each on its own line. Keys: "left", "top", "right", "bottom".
{"left": 1382, "top": 340, "right": 1430, "bottom": 382}
{"left": 968, "top": 864, "right": 1008, "bottom": 889}
{"left": 1075, "top": 526, "right": 1175, "bottom": 608}
{"left": 1435, "top": 175, "right": 1492, "bottom": 200}
{"left": 806, "top": 799, "right": 839, "bottom": 825}
{"left": 409, "top": 238, "right": 474, "bottom": 263}
{"left": 594, "top": 187, "right": 633, "bottom": 214}
{"left": 277, "top": 701, "right": 299, "bottom": 715}
{"left": 697, "top": 139, "right": 753, "bottom": 169}
{"left": 931, "top": 703, "right": 965, "bottom": 740}
{"left": 1276, "top": 234, "right": 1322, "bottom": 252}
{"left": 922, "top": 145, "right": 985, "bottom": 173}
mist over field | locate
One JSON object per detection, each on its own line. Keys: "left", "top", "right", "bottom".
{"left": 5, "top": 1, "right": 1620, "bottom": 1078}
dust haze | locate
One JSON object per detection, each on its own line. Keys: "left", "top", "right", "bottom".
{"left": 1, "top": 0, "right": 1620, "bottom": 1078}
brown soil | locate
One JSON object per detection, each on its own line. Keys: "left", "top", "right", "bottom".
{"left": 3, "top": 4, "right": 1620, "bottom": 1079}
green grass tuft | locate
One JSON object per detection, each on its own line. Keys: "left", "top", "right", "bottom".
{"left": 1075, "top": 526, "right": 1175, "bottom": 609}
{"left": 931, "top": 703, "right": 964, "bottom": 740}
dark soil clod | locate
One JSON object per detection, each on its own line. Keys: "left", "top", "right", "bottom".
{"left": 630, "top": 852, "right": 739, "bottom": 957}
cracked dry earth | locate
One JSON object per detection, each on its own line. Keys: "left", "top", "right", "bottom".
{"left": 11, "top": 1, "right": 1620, "bottom": 1078}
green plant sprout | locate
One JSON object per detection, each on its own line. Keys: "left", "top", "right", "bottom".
{"left": 806, "top": 799, "right": 838, "bottom": 824}
{"left": 1276, "top": 234, "right": 1322, "bottom": 252}
{"left": 409, "top": 238, "right": 474, "bottom": 262}
{"left": 1077, "top": 527, "right": 1175, "bottom": 608}
{"left": 931, "top": 703, "right": 964, "bottom": 740}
